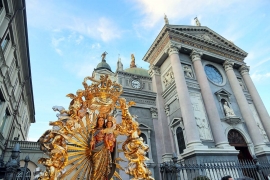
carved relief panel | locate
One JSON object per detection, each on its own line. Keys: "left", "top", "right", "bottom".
{"left": 162, "top": 67, "right": 174, "bottom": 88}
{"left": 182, "top": 64, "right": 194, "bottom": 79}
{"left": 248, "top": 103, "right": 269, "bottom": 142}
{"left": 189, "top": 92, "right": 213, "bottom": 140}
{"left": 237, "top": 77, "right": 246, "bottom": 91}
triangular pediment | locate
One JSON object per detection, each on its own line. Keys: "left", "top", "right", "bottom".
{"left": 139, "top": 123, "right": 151, "bottom": 130}
{"left": 214, "top": 88, "right": 232, "bottom": 96}
{"left": 168, "top": 25, "right": 247, "bottom": 56}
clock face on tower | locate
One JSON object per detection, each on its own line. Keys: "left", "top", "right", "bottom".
{"left": 131, "top": 79, "right": 141, "bottom": 89}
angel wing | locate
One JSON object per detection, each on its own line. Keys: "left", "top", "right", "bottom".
{"left": 66, "top": 93, "right": 76, "bottom": 99}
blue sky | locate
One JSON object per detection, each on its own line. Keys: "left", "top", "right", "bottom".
{"left": 26, "top": 0, "right": 270, "bottom": 141}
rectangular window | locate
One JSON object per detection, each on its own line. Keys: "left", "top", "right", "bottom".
{"left": 9, "top": 59, "right": 15, "bottom": 76}
{"left": 1, "top": 34, "right": 10, "bottom": 50}
{"left": 0, "top": 109, "right": 10, "bottom": 132}
{"left": 126, "top": 79, "right": 129, "bottom": 86}
{"left": 148, "top": 83, "right": 151, "bottom": 90}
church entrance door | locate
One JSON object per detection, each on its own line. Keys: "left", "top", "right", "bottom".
{"left": 227, "top": 129, "right": 257, "bottom": 179}
{"left": 227, "top": 129, "right": 253, "bottom": 160}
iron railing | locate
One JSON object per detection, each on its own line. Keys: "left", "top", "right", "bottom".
{"left": 160, "top": 157, "right": 270, "bottom": 180}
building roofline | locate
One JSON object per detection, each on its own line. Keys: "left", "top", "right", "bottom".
{"left": 142, "top": 24, "right": 248, "bottom": 63}
{"left": 22, "top": 0, "right": 35, "bottom": 123}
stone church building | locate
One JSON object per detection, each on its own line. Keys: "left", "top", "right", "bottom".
{"left": 2, "top": 15, "right": 270, "bottom": 179}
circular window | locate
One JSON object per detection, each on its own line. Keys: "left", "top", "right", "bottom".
{"left": 204, "top": 64, "right": 223, "bottom": 85}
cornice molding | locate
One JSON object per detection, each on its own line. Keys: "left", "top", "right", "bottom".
{"left": 143, "top": 26, "right": 247, "bottom": 65}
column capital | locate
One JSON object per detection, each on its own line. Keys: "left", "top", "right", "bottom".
{"left": 148, "top": 65, "right": 161, "bottom": 77}
{"left": 190, "top": 49, "right": 203, "bottom": 62}
{"left": 223, "top": 60, "right": 234, "bottom": 72}
{"left": 166, "top": 42, "right": 181, "bottom": 56}
{"left": 239, "top": 64, "right": 250, "bottom": 76}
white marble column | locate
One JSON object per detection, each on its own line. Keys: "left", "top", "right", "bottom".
{"left": 239, "top": 65, "right": 270, "bottom": 140}
{"left": 223, "top": 60, "right": 265, "bottom": 149}
{"left": 190, "top": 50, "right": 229, "bottom": 147}
{"left": 149, "top": 65, "right": 173, "bottom": 162}
{"left": 167, "top": 44, "right": 202, "bottom": 148}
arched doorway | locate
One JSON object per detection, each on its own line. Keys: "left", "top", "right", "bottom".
{"left": 227, "top": 129, "right": 253, "bottom": 160}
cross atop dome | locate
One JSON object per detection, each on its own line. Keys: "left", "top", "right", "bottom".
{"left": 101, "top": 51, "right": 108, "bottom": 62}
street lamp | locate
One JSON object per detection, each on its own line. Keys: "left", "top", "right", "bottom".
{"left": 4, "top": 143, "right": 21, "bottom": 179}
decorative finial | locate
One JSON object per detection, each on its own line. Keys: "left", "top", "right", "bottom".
{"left": 194, "top": 17, "right": 201, "bottom": 26}
{"left": 130, "top": 54, "right": 137, "bottom": 68}
{"left": 118, "top": 54, "right": 121, "bottom": 62}
{"left": 164, "top": 14, "right": 169, "bottom": 25}
{"left": 101, "top": 51, "right": 108, "bottom": 62}
{"left": 117, "top": 54, "right": 123, "bottom": 71}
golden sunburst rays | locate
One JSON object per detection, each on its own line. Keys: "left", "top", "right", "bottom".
{"left": 60, "top": 118, "right": 93, "bottom": 180}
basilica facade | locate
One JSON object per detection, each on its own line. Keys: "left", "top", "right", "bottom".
{"left": 143, "top": 20, "right": 270, "bottom": 170}
{"left": 1, "top": 10, "right": 270, "bottom": 179}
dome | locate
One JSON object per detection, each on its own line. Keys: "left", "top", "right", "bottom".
{"left": 125, "top": 67, "right": 150, "bottom": 77}
{"left": 96, "top": 61, "right": 112, "bottom": 72}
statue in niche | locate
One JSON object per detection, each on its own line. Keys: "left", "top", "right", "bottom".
{"left": 256, "top": 122, "right": 268, "bottom": 141}
{"left": 238, "top": 79, "right": 245, "bottom": 90}
{"left": 223, "top": 101, "right": 236, "bottom": 117}
{"left": 195, "top": 117, "right": 211, "bottom": 140}
{"left": 183, "top": 65, "right": 193, "bottom": 79}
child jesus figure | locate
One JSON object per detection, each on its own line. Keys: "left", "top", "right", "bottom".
{"left": 104, "top": 119, "right": 116, "bottom": 152}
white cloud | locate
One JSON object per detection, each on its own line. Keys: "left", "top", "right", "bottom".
{"left": 76, "top": 35, "right": 84, "bottom": 44}
{"left": 52, "top": 37, "right": 65, "bottom": 47}
{"left": 251, "top": 72, "right": 270, "bottom": 82}
{"left": 91, "top": 43, "right": 101, "bottom": 49}
{"left": 55, "top": 48, "right": 63, "bottom": 56}
{"left": 65, "top": 61, "right": 97, "bottom": 78}
{"left": 51, "top": 37, "right": 65, "bottom": 55}
{"left": 26, "top": 1, "right": 122, "bottom": 42}
{"left": 68, "top": 17, "right": 122, "bottom": 42}
{"left": 132, "top": 0, "right": 244, "bottom": 28}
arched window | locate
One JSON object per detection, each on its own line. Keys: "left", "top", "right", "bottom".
{"left": 140, "top": 133, "right": 149, "bottom": 157}
{"left": 176, "top": 127, "right": 186, "bottom": 154}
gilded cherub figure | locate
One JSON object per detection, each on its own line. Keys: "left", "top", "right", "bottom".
{"left": 115, "top": 98, "right": 136, "bottom": 118}
{"left": 65, "top": 89, "right": 84, "bottom": 118}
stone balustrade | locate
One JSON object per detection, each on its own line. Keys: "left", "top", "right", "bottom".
{"left": 8, "top": 140, "right": 40, "bottom": 150}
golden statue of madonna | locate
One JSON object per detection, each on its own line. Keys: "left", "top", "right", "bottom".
{"left": 37, "top": 73, "right": 154, "bottom": 180}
